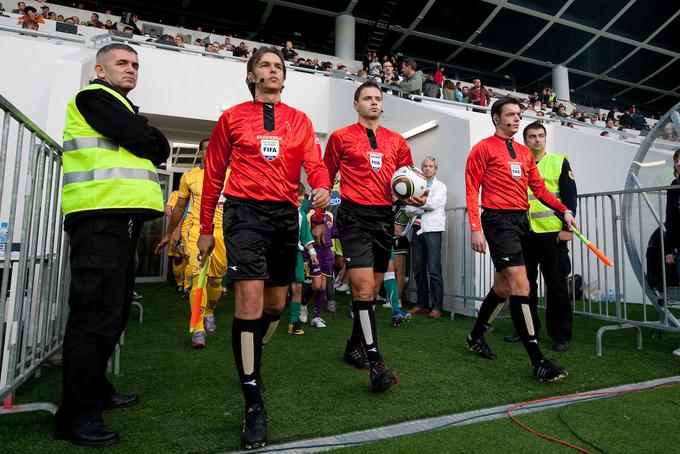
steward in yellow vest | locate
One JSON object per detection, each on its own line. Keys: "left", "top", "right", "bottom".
{"left": 56, "top": 44, "right": 169, "bottom": 448}
{"left": 508, "top": 122, "right": 577, "bottom": 353}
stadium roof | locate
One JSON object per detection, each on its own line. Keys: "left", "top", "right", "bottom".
{"left": 89, "top": 0, "right": 680, "bottom": 113}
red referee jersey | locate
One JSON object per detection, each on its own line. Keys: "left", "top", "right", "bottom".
{"left": 200, "top": 100, "right": 330, "bottom": 234}
{"left": 465, "top": 134, "right": 567, "bottom": 231}
{"left": 324, "top": 123, "right": 413, "bottom": 206}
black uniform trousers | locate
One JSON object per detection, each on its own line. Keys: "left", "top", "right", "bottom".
{"left": 523, "top": 231, "right": 573, "bottom": 343}
{"left": 56, "top": 215, "right": 141, "bottom": 428}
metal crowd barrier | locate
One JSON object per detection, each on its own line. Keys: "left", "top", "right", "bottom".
{"left": 448, "top": 186, "right": 680, "bottom": 356}
{"left": 0, "top": 94, "right": 69, "bottom": 416}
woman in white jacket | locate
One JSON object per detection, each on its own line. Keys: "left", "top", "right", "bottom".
{"left": 406, "top": 157, "right": 447, "bottom": 317}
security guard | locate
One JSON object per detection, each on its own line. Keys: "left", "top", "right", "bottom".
{"left": 55, "top": 43, "right": 169, "bottom": 447}
{"left": 505, "top": 121, "right": 577, "bottom": 352}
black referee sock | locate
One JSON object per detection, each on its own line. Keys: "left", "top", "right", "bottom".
{"left": 349, "top": 299, "right": 362, "bottom": 344}
{"left": 232, "top": 317, "right": 263, "bottom": 408}
{"left": 469, "top": 288, "right": 506, "bottom": 340}
{"left": 260, "top": 311, "right": 280, "bottom": 346}
{"left": 352, "top": 300, "right": 381, "bottom": 364}
{"left": 508, "top": 295, "right": 543, "bottom": 367}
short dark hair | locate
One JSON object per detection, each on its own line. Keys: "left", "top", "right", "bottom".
{"left": 402, "top": 59, "right": 417, "bottom": 71}
{"left": 96, "top": 43, "right": 137, "bottom": 61}
{"left": 523, "top": 121, "right": 546, "bottom": 140}
{"left": 354, "top": 81, "right": 381, "bottom": 102}
{"left": 490, "top": 97, "right": 521, "bottom": 124}
{"left": 245, "top": 46, "right": 286, "bottom": 98}
{"left": 199, "top": 138, "right": 209, "bottom": 151}
{"left": 24, "top": 5, "right": 35, "bottom": 13}
{"left": 674, "top": 148, "right": 680, "bottom": 178}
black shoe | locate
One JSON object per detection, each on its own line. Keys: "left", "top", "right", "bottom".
{"left": 533, "top": 358, "right": 568, "bottom": 382}
{"left": 344, "top": 339, "right": 370, "bottom": 370}
{"left": 55, "top": 421, "right": 119, "bottom": 447}
{"left": 466, "top": 336, "right": 497, "bottom": 360}
{"left": 370, "top": 360, "right": 398, "bottom": 393}
{"left": 504, "top": 333, "right": 521, "bottom": 343}
{"left": 241, "top": 404, "right": 268, "bottom": 450}
{"left": 105, "top": 393, "right": 139, "bottom": 410}
{"left": 552, "top": 341, "right": 570, "bottom": 352}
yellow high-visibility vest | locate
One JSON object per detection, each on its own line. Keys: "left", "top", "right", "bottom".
{"left": 528, "top": 153, "right": 566, "bottom": 233}
{"left": 61, "top": 83, "right": 163, "bottom": 215}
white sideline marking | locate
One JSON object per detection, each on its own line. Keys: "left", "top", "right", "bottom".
{"left": 224, "top": 374, "right": 680, "bottom": 453}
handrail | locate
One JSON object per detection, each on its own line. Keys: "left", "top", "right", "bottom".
{"left": 0, "top": 94, "right": 62, "bottom": 151}
{"left": 0, "top": 23, "right": 86, "bottom": 44}
{"left": 410, "top": 94, "right": 640, "bottom": 139}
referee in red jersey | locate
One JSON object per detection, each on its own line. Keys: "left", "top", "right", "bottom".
{"left": 198, "top": 46, "right": 330, "bottom": 449}
{"left": 324, "top": 81, "right": 427, "bottom": 392}
{"left": 464, "top": 97, "right": 577, "bottom": 382}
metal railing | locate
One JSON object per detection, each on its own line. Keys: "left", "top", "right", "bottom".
{"left": 0, "top": 94, "right": 68, "bottom": 416}
{"left": 449, "top": 186, "right": 680, "bottom": 356}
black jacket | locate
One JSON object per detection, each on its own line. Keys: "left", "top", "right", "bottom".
{"left": 64, "top": 80, "right": 170, "bottom": 230}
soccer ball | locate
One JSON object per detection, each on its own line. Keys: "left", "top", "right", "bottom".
{"left": 391, "top": 166, "right": 427, "bottom": 200}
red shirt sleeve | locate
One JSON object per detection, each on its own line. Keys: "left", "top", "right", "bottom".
{"left": 526, "top": 157, "right": 568, "bottom": 213}
{"left": 301, "top": 117, "right": 330, "bottom": 191}
{"left": 200, "top": 113, "right": 232, "bottom": 234}
{"left": 323, "top": 131, "right": 342, "bottom": 185}
{"left": 396, "top": 135, "right": 414, "bottom": 168}
{"left": 465, "top": 143, "right": 486, "bottom": 231}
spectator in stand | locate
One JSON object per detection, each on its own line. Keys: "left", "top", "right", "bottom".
{"left": 72, "top": 16, "right": 81, "bottom": 25}
{"left": 88, "top": 13, "right": 104, "bottom": 28}
{"left": 605, "top": 119, "right": 614, "bottom": 128}
{"left": 632, "top": 107, "right": 647, "bottom": 130}
{"left": 121, "top": 12, "right": 142, "bottom": 35}
{"left": 381, "top": 61, "right": 401, "bottom": 93}
{"left": 12, "top": 2, "right": 26, "bottom": 14}
{"left": 337, "top": 64, "right": 349, "bottom": 73}
{"left": 607, "top": 106, "right": 618, "bottom": 121}
{"left": 529, "top": 91, "right": 539, "bottom": 105}
{"left": 232, "top": 42, "right": 249, "bottom": 58}
{"left": 613, "top": 118, "right": 620, "bottom": 128}
{"left": 47, "top": 11, "right": 57, "bottom": 21}
{"left": 442, "top": 79, "right": 457, "bottom": 101}
{"left": 22, "top": 18, "right": 38, "bottom": 30}
{"left": 434, "top": 65, "right": 445, "bottom": 87}
{"left": 0, "top": 2, "right": 4, "bottom": 12}
{"left": 174, "top": 35, "right": 185, "bottom": 47}
{"left": 486, "top": 87, "right": 494, "bottom": 101}
{"left": 368, "top": 56, "right": 382, "bottom": 77}
{"left": 618, "top": 106, "right": 634, "bottom": 128}
{"left": 39, "top": 5, "right": 48, "bottom": 19}
{"left": 469, "top": 78, "right": 490, "bottom": 108}
{"left": 224, "top": 38, "right": 234, "bottom": 52}
{"left": 57, "top": 14, "right": 65, "bottom": 21}
{"left": 18, "top": 6, "right": 44, "bottom": 25}
{"left": 600, "top": 131, "right": 610, "bottom": 137}
{"left": 422, "top": 70, "right": 441, "bottom": 98}
{"left": 281, "top": 40, "right": 297, "bottom": 62}
{"left": 398, "top": 59, "right": 424, "bottom": 98}
{"left": 356, "top": 69, "right": 368, "bottom": 78}
{"left": 194, "top": 38, "right": 203, "bottom": 46}
{"left": 461, "top": 86, "right": 470, "bottom": 104}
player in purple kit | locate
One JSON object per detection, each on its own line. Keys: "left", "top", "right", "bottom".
{"left": 307, "top": 209, "right": 337, "bottom": 328}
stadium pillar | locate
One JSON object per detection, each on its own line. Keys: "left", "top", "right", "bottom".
{"left": 335, "top": 14, "right": 355, "bottom": 63}
{"left": 552, "top": 65, "right": 570, "bottom": 102}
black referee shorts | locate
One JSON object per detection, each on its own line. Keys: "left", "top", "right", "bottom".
{"left": 337, "top": 200, "right": 393, "bottom": 273}
{"left": 481, "top": 209, "right": 529, "bottom": 271}
{"left": 222, "top": 197, "right": 298, "bottom": 285}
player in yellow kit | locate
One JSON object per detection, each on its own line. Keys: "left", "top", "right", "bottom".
{"left": 156, "top": 139, "right": 229, "bottom": 348}
{"left": 166, "top": 190, "right": 190, "bottom": 294}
